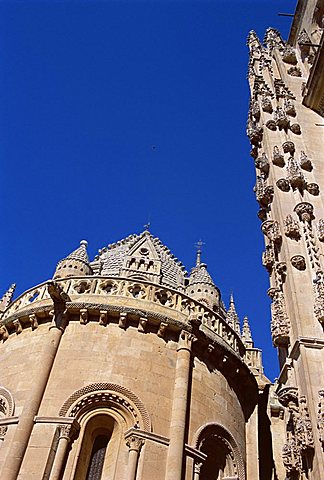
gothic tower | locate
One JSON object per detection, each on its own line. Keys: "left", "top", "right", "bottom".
{"left": 247, "top": 1, "right": 324, "bottom": 478}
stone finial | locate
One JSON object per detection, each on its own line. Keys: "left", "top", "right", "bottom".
{"left": 0, "top": 284, "right": 16, "bottom": 312}
{"left": 242, "top": 316, "right": 254, "bottom": 348}
{"left": 53, "top": 240, "right": 92, "bottom": 279}
{"left": 226, "top": 294, "right": 240, "bottom": 334}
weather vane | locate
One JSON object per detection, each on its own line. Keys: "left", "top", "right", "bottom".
{"left": 194, "top": 239, "right": 205, "bottom": 265}
{"left": 144, "top": 221, "right": 151, "bottom": 231}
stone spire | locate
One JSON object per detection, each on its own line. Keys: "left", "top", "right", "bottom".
{"left": 226, "top": 294, "right": 241, "bottom": 334}
{"left": 242, "top": 315, "right": 254, "bottom": 348}
{"left": 0, "top": 284, "right": 16, "bottom": 312}
{"left": 53, "top": 240, "right": 92, "bottom": 279}
{"left": 186, "top": 243, "right": 220, "bottom": 309}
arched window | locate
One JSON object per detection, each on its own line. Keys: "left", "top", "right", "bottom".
{"left": 194, "top": 423, "right": 243, "bottom": 480}
{"left": 86, "top": 434, "right": 109, "bottom": 480}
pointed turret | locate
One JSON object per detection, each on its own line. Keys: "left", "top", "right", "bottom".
{"left": 0, "top": 283, "right": 16, "bottom": 312}
{"left": 53, "top": 240, "right": 92, "bottom": 279}
{"left": 226, "top": 294, "right": 241, "bottom": 334}
{"left": 242, "top": 316, "right": 254, "bottom": 348}
{"left": 187, "top": 242, "right": 220, "bottom": 310}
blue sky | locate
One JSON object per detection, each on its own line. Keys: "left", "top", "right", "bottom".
{"left": 0, "top": 0, "right": 295, "bottom": 380}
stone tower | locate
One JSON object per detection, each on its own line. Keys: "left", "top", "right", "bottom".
{"left": 0, "top": 230, "right": 266, "bottom": 479}
{"left": 247, "top": 0, "right": 324, "bottom": 478}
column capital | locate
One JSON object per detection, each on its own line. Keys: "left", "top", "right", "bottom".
{"left": 125, "top": 434, "right": 145, "bottom": 453}
{"left": 58, "top": 420, "right": 79, "bottom": 442}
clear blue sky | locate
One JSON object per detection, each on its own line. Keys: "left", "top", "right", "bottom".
{"left": 0, "top": 0, "right": 295, "bottom": 380}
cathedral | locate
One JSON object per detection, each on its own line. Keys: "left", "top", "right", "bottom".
{"left": 0, "top": 0, "right": 323, "bottom": 479}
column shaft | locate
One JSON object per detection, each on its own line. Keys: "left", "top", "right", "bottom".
{"left": 50, "top": 435, "right": 70, "bottom": 480}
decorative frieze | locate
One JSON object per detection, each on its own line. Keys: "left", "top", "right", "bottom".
{"left": 284, "top": 215, "right": 300, "bottom": 239}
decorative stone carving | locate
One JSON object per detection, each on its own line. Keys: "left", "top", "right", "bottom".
{"left": 178, "top": 330, "right": 195, "bottom": 351}
{"left": 276, "top": 262, "right": 287, "bottom": 277}
{"left": 138, "top": 317, "right": 147, "bottom": 333}
{"left": 282, "top": 46, "right": 297, "bottom": 64}
{"left": 277, "top": 386, "right": 298, "bottom": 408}
{"left": 284, "top": 215, "right": 300, "bottom": 239}
{"left": 261, "top": 220, "right": 281, "bottom": 244}
{"left": 247, "top": 120, "right": 263, "bottom": 145}
{"left": 274, "top": 107, "right": 289, "bottom": 129}
{"left": 29, "top": 314, "right": 38, "bottom": 330}
{"left": 254, "top": 153, "right": 270, "bottom": 174}
{"left": 126, "top": 435, "right": 145, "bottom": 452}
{"left": 317, "top": 390, "right": 324, "bottom": 447}
{"left": 262, "top": 246, "right": 275, "bottom": 271}
{"left": 276, "top": 178, "right": 290, "bottom": 192}
{"left": 284, "top": 98, "right": 296, "bottom": 116}
{"left": 268, "top": 288, "right": 290, "bottom": 346}
{"left": 286, "top": 156, "right": 305, "bottom": 189}
{"left": 287, "top": 66, "right": 302, "bottom": 77}
{"left": 272, "top": 146, "right": 285, "bottom": 167}
{"left": 261, "top": 95, "right": 273, "bottom": 113}
{"left": 265, "top": 119, "right": 277, "bottom": 131}
{"left": 99, "top": 310, "right": 107, "bottom": 326}
{"left": 118, "top": 312, "right": 127, "bottom": 329}
{"left": 290, "top": 123, "right": 301, "bottom": 135}
{"left": 294, "top": 202, "right": 314, "bottom": 222}
{"left": 13, "top": 319, "right": 22, "bottom": 334}
{"left": 313, "top": 272, "right": 324, "bottom": 324}
{"left": 251, "top": 100, "right": 260, "bottom": 120}
{"left": 295, "top": 396, "right": 314, "bottom": 452}
{"left": 317, "top": 219, "right": 324, "bottom": 242}
{"left": 73, "top": 280, "right": 91, "bottom": 294}
{"left": 79, "top": 309, "right": 88, "bottom": 325}
{"left": 254, "top": 176, "right": 273, "bottom": 207}
{"left": 0, "top": 325, "right": 9, "bottom": 341}
{"left": 299, "top": 151, "right": 312, "bottom": 171}
{"left": 250, "top": 146, "right": 258, "bottom": 159}
{"left": 291, "top": 255, "right": 306, "bottom": 271}
{"left": 282, "top": 436, "right": 302, "bottom": 474}
{"left": 282, "top": 141, "right": 295, "bottom": 154}
{"left": 157, "top": 321, "right": 168, "bottom": 338}
{"left": 99, "top": 280, "right": 118, "bottom": 295}
{"left": 306, "top": 183, "right": 319, "bottom": 196}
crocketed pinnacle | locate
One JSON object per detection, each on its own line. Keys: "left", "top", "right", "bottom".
{"left": 242, "top": 316, "right": 254, "bottom": 348}
{"left": 226, "top": 294, "right": 241, "bottom": 334}
{"left": 0, "top": 283, "right": 16, "bottom": 312}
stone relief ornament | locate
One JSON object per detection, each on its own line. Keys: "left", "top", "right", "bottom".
{"left": 254, "top": 153, "right": 270, "bottom": 174}
{"left": 268, "top": 288, "right": 290, "bottom": 346}
{"left": 254, "top": 177, "right": 273, "bottom": 207}
{"left": 261, "top": 220, "right": 281, "bottom": 244}
{"left": 266, "top": 119, "right": 277, "bottom": 131}
{"left": 284, "top": 98, "right": 296, "bottom": 116}
{"left": 294, "top": 202, "right": 314, "bottom": 223}
{"left": 284, "top": 215, "right": 301, "bottom": 239}
{"left": 317, "top": 219, "right": 324, "bottom": 242}
{"left": 274, "top": 107, "right": 289, "bottom": 130}
{"left": 290, "top": 123, "right": 301, "bottom": 135}
{"left": 282, "top": 141, "right": 295, "bottom": 154}
{"left": 261, "top": 95, "right": 273, "bottom": 113}
{"left": 306, "top": 183, "right": 319, "bottom": 196}
{"left": 313, "top": 272, "right": 324, "bottom": 324}
{"left": 299, "top": 151, "right": 312, "bottom": 171}
{"left": 247, "top": 120, "right": 263, "bottom": 146}
{"left": 262, "top": 246, "right": 275, "bottom": 271}
{"left": 291, "top": 255, "right": 306, "bottom": 271}
{"left": 282, "top": 46, "right": 297, "bottom": 64}
{"left": 286, "top": 156, "right": 305, "bottom": 189}
{"left": 287, "top": 66, "right": 302, "bottom": 77}
{"left": 73, "top": 280, "right": 91, "bottom": 294}
{"left": 295, "top": 396, "right": 314, "bottom": 452}
{"left": 273, "top": 146, "right": 285, "bottom": 167}
{"left": 276, "top": 178, "right": 290, "bottom": 192}
{"left": 251, "top": 100, "right": 260, "bottom": 121}
{"left": 317, "top": 390, "right": 324, "bottom": 447}
{"left": 282, "top": 435, "right": 302, "bottom": 474}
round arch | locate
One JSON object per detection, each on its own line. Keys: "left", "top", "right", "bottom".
{"left": 59, "top": 382, "right": 151, "bottom": 432}
{"left": 193, "top": 423, "right": 245, "bottom": 480}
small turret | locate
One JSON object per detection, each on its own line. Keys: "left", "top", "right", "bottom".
{"left": 226, "top": 294, "right": 241, "bottom": 334}
{"left": 187, "top": 241, "right": 220, "bottom": 310}
{"left": 53, "top": 240, "right": 92, "bottom": 279}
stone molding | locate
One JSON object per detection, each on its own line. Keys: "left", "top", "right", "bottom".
{"left": 59, "top": 382, "right": 151, "bottom": 432}
{"left": 0, "top": 386, "right": 15, "bottom": 440}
